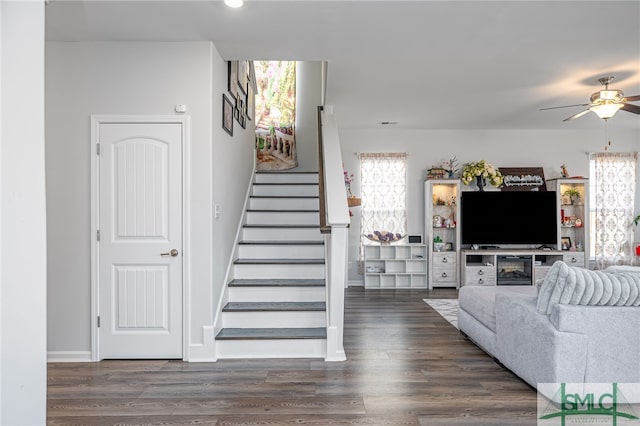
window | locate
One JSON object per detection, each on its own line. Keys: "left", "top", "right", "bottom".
{"left": 359, "top": 153, "right": 408, "bottom": 238}
{"left": 589, "top": 152, "right": 638, "bottom": 268}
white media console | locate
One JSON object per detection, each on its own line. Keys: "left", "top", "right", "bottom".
{"left": 461, "top": 249, "right": 585, "bottom": 286}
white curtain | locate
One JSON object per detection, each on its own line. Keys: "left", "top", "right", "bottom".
{"left": 359, "top": 152, "right": 407, "bottom": 238}
{"left": 591, "top": 152, "right": 637, "bottom": 269}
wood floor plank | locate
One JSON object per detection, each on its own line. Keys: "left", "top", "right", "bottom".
{"left": 47, "top": 287, "right": 539, "bottom": 424}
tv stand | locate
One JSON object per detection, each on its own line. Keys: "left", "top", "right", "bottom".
{"left": 480, "top": 245, "right": 500, "bottom": 250}
{"left": 461, "top": 249, "right": 585, "bottom": 286}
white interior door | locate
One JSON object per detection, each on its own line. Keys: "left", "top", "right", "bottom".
{"left": 98, "top": 121, "right": 183, "bottom": 359}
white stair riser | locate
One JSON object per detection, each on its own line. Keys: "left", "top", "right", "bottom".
{"left": 254, "top": 173, "right": 318, "bottom": 184}
{"left": 216, "top": 339, "right": 326, "bottom": 359}
{"left": 238, "top": 244, "right": 325, "bottom": 259}
{"left": 246, "top": 211, "right": 318, "bottom": 226}
{"left": 242, "top": 227, "right": 323, "bottom": 241}
{"left": 249, "top": 197, "right": 319, "bottom": 210}
{"left": 233, "top": 264, "right": 325, "bottom": 280}
{"left": 222, "top": 311, "right": 326, "bottom": 328}
{"left": 229, "top": 286, "right": 325, "bottom": 302}
{"left": 252, "top": 184, "right": 318, "bottom": 197}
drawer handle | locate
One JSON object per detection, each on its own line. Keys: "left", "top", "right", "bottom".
{"left": 442, "top": 257, "right": 448, "bottom": 263}
{"left": 441, "top": 272, "right": 448, "bottom": 278}
{"left": 478, "top": 269, "right": 484, "bottom": 275}
{"left": 570, "top": 257, "right": 577, "bottom": 263}
{"left": 478, "top": 278, "right": 484, "bottom": 284}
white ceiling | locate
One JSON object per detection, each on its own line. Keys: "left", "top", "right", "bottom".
{"left": 45, "top": 0, "right": 640, "bottom": 131}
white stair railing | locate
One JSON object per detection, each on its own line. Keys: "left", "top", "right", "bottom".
{"left": 318, "top": 106, "right": 349, "bottom": 362}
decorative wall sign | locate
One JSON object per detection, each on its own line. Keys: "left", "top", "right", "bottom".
{"left": 499, "top": 167, "right": 546, "bottom": 191}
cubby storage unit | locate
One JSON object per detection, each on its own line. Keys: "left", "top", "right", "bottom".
{"left": 547, "top": 178, "right": 588, "bottom": 265}
{"left": 425, "top": 179, "right": 461, "bottom": 288}
{"left": 461, "top": 249, "right": 585, "bottom": 286}
{"left": 363, "top": 244, "right": 427, "bottom": 289}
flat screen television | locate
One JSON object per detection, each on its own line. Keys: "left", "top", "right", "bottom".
{"left": 460, "top": 191, "right": 558, "bottom": 247}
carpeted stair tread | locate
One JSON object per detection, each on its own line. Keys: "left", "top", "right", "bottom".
{"left": 234, "top": 258, "right": 324, "bottom": 265}
{"left": 216, "top": 327, "right": 327, "bottom": 340}
{"left": 228, "top": 279, "right": 325, "bottom": 287}
{"left": 222, "top": 302, "right": 326, "bottom": 312}
{"left": 238, "top": 240, "right": 323, "bottom": 245}
{"left": 243, "top": 224, "right": 320, "bottom": 228}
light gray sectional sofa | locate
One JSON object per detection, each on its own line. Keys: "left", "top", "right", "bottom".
{"left": 458, "top": 261, "right": 640, "bottom": 392}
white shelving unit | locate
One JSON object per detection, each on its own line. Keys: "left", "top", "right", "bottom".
{"left": 363, "top": 244, "right": 427, "bottom": 289}
{"left": 547, "top": 178, "right": 588, "bottom": 266}
{"left": 425, "top": 179, "right": 461, "bottom": 288}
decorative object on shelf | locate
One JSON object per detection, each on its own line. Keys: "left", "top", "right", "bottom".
{"left": 461, "top": 160, "right": 503, "bottom": 191}
{"left": 364, "top": 231, "right": 406, "bottom": 244}
{"left": 433, "top": 235, "right": 445, "bottom": 252}
{"left": 561, "top": 164, "right": 569, "bottom": 178}
{"left": 445, "top": 242, "right": 453, "bottom": 251}
{"left": 432, "top": 215, "right": 443, "bottom": 227}
{"left": 408, "top": 235, "right": 423, "bottom": 244}
{"left": 498, "top": 167, "right": 546, "bottom": 191}
{"left": 563, "top": 188, "right": 581, "bottom": 205}
{"left": 427, "top": 167, "right": 447, "bottom": 179}
{"left": 561, "top": 237, "right": 572, "bottom": 251}
{"left": 441, "top": 156, "right": 458, "bottom": 178}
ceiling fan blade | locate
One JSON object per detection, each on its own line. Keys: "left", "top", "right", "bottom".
{"left": 625, "top": 94, "right": 640, "bottom": 102}
{"left": 540, "top": 103, "right": 589, "bottom": 111}
{"left": 563, "top": 109, "right": 591, "bottom": 122}
{"left": 621, "top": 103, "right": 640, "bottom": 114}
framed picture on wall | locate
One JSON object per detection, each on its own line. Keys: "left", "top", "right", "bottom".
{"left": 227, "top": 61, "right": 238, "bottom": 99}
{"left": 246, "top": 83, "right": 254, "bottom": 121}
{"left": 222, "top": 94, "right": 233, "bottom": 136}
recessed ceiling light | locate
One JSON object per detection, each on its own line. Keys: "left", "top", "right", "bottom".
{"left": 224, "top": 0, "right": 244, "bottom": 8}
{"left": 380, "top": 121, "right": 398, "bottom": 125}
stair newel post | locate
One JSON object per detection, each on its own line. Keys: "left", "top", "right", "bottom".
{"left": 325, "top": 225, "right": 348, "bottom": 361}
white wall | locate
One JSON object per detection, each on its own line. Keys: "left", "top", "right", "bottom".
{"left": 210, "top": 49, "right": 255, "bottom": 358}
{"left": 294, "top": 61, "right": 322, "bottom": 172}
{"left": 1, "top": 1, "right": 47, "bottom": 423}
{"left": 46, "top": 42, "right": 255, "bottom": 360}
{"left": 341, "top": 127, "right": 640, "bottom": 283}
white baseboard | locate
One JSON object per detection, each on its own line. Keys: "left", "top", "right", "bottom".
{"left": 47, "top": 351, "right": 93, "bottom": 363}
{"left": 185, "top": 325, "right": 216, "bottom": 362}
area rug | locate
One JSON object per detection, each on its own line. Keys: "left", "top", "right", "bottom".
{"left": 423, "top": 299, "right": 459, "bottom": 329}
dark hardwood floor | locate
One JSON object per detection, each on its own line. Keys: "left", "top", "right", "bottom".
{"left": 47, "top": 287, "right": 537, "bottom": 425}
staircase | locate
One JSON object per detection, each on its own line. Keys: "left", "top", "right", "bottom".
{"left": 215, "top": 171, "right": 328, "bottom": 359}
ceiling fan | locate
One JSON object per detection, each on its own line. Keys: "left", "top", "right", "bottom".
{"left": 541, "top": 76, "right": 640, "bottom": 121}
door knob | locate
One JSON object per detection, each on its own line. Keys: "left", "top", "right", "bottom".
{"left": 161, "top": 249, "right": 179, "bottom": 257}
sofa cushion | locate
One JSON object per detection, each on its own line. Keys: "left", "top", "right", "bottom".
{"left": 459, "top": 285, "right": 536, "bottom": 332}
{"left": 536, "top": 261, "right": 640, "bottom": 315}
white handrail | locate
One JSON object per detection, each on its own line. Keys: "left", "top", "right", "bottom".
{"left": 319, "top": 107, "right": 348, "bottom": 361}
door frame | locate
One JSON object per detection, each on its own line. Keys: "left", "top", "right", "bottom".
{"left": 90, "top": 115, "right": 190, "bottom": 361}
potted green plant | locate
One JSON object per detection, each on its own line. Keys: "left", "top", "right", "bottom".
{"left": 433, "top": 235, "right": 445, "bottom": 252}
{"left": 563, "top": 188, "right": 581, "bottom": 205}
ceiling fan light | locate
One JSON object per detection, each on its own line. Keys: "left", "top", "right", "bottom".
{"left": 224, "top": 0, "right": 244, "bottom": 7}
{"left": 590, "top": 103, "right": 624, "bottom": 119}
